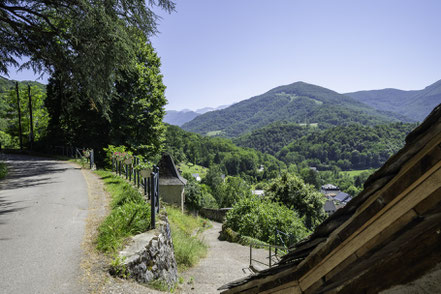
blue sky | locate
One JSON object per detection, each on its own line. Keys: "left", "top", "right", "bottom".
{"left": 5, "top": 0, "right": 441, "bottom": 111}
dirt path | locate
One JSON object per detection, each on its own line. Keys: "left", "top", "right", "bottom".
{"left": 178, "top": 222, "right": 269, "bottom": 294}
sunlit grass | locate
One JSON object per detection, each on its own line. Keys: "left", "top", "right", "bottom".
{"left": 166, "top": 205, "right": 210, "bottom": 271}
{"left": 94, "top": 170, "right": 210, "bottom": 271}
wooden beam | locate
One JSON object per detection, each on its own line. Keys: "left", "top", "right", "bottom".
{"left": 299, "top": 164, "right": 441, "bottom": 291}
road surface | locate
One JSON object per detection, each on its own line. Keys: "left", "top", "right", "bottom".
{"left": 0, "top": 154, "right": 88, "bottom": 294}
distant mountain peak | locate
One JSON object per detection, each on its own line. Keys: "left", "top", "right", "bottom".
{"left": 182, "top": 81, "right": 409, "bottom": 137}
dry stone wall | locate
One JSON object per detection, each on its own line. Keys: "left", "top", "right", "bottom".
{"left": 118, "top": 212, "right": 178, "bottom": 288}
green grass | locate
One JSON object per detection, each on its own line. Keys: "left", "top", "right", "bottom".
{"left": 95, "top": 170, "right": 151, "bottom": 253}
{"left": 0, "top": 161, "right": 7, "bottom": 180}
{"left": 206, "top": 130, "right": 223, "bottom": 136}
{"left": 166, "top": 205, "right": 210, "bottom": 271}
{"left": 178, "top": 162, "right": 208, "bottom": 179}
{"left": 341, "top": 169, "right": 375, "bottom": 178}
{"left": 298, "top": 123, "right": 319, "bottom": 127}
{"left": 95, "top": 170, "right": 209, "bottom": 272}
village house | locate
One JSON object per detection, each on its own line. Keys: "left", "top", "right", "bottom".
{"left": 320, "top": 183, "right": 340, "bottom": 196}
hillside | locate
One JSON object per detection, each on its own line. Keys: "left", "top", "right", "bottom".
{"left": 0, "top": 76, "right": 46, "bottom": 93}
{"left": 233, "top": 122, "right": 312, "bottom": 155}
{"left": 182, "top": 82, "right": 410, "bottom": 137}
{"left": 277, "top": 122, "right": 418, "bottom": 170}
{"left": 346, "top": 79, "right": 441, "bottom": 122}
{"left": 164, "top": 110, "right": 200, "bottom": 126}
{"left": 164, "top": 124, "right": 285, "bottom": 180}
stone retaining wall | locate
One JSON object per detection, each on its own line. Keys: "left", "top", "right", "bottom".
{"left": 118, "top": 212, "right": 178, "bottom": 288}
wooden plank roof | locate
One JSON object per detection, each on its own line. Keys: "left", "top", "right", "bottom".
{"left": 220, "top": 103, "right": 441, "bottom": 294}
{"left": 158, "top": 154, "right": 187, "bottom": 186}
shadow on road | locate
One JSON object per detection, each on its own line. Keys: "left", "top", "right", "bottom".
{"left": 0, "top": 154, "right": 71, "bottom": 190}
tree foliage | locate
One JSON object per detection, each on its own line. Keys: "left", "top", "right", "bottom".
{"left": 266, "top": 173, "right": 326, "bottom": 230}
{"left": 0, "top": 0, "right": 174, "bottom": 115}
{"left": 225, "top": 195, "right": 309, "bottom": 245}
{"left": 0, "top": 84, "right": 48, "bottom": 148}
{"left": 164, "top": 124, "right": 286, "bottom": 182}
{"left": 44, "top": 31, "right": 167, "bottom": 161}
{"left": 277, "top": 123, "right": 417, "bottom": 170}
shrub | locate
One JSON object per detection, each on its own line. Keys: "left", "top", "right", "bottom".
{"left": 225, "top": 196, "right": 309, "bottom": 245}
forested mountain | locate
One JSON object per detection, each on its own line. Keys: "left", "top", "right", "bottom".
{"left": 233, "top": 122, "right": 312, "bottom": 155}
{"left": 277, "top": 123, "right": 418, "bottom": 170}
{"left": 164, "top": 110, "right": 200, "bottom": 126}
{"left": 0, "top": 77, "right": 46, "bottom": 93}
{"left": 164, "top": 124, "right": 285, "bottom": 181}
{"left": 182, "top": 82, "right": 410, "bottom": 137}
{"left": 346, "top": 79, "right": 441, "bottom": 122}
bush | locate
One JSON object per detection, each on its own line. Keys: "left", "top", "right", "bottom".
{"left": 266, "top": 173, "right": 326, "bottom": 230}
{"left": 201, "top": 192, "right": 218, "bottom": 209}
{"left": 225, "top": 196, "right": 309, "bottom": 245}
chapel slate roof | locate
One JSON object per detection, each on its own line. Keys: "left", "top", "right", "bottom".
{"left": 334, "top": 192, "right": 352, "bottom": 203}
{"left": 220, "top": 102, "right": 441, "bottom": 294}
{"left": 158, "top": 154, "right": 187, "bottom": 186}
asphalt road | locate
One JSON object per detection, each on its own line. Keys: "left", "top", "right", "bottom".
{"left": 0, "top": 154, "right": 88, "bottom": 294}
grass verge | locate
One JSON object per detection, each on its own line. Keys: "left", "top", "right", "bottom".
{"left": 0, "top": 161, "right": 7, "bottom": 179}
{"left": 94, "top": 170, "right": 151, "bottom": 253}
{"left": 95, "top": 169, "right": 210, "bottom": 272}
{"left": 165, "top": 205, "right": 210, "bottom": 271}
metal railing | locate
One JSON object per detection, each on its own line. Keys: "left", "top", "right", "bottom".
{"left": 246, "top": 229, "right": 295, "bottom": 273}
{"left": 111, "top": 157, "right": 160, "bottom": 229}
{"left": 54, "top": 145, "right": 95, "bottom": 170}
{"left": 248, "top": 243, "right": 288, "bottom": 273}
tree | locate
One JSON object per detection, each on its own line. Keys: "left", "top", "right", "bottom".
{"left": 266, "top": 172, "right": 326, "bottom": 230}
{"left": 216, "top": 176, "right": 252, "bottom": 208}
{"left": 300, "top": 167, "right": 320, "bottom": 189}
{"left": 182, "top": 173, "right": 203, "bottom": 211}
{"left": 110, "top": 32, "right": 167, "bottom": 157}
{"left": 44, "top": 30, "right": 167, "bottom": 161}
{"left": 0, "top": 84, "right": 48, "bottom": 148}
{"left": 0, "top": 0, "right": 175, "bottom": 116}
{"left": 202, "top": 165, "right": 224, "bottom": 191}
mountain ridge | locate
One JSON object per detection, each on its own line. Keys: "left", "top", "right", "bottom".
{"left": 182, "top": 81, "right": 412, "bottom": 137}
{"left": 345, "top": 79, "right": 441, "bottom": 121}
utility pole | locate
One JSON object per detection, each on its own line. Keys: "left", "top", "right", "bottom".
{"left": 28, "top": 85, "right": 34, "bottom": 150}
{"left": 16, "top": 82, "right": 23, "bottom": 150}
